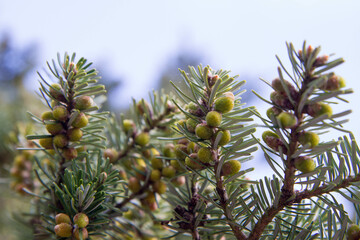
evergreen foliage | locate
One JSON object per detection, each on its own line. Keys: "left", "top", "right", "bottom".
{"left": 8, "top": 42, "right": 360, "bottom": 240}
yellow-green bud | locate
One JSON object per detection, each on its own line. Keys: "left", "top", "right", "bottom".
{"left": 45, "top": 123, "right": 63, "bottom": 135}
{"left": 214, "top": 97, "right": 234, "bottom": 113}
{"left": 103, "top": 148, "right": 118, "bottom": 163}
{"left": 170, "top": 159, "right": 182, "bottom": 171}
{"left": 150, "top": 169, "right": 161, "bottom": 181}
{"left": 41, "top": 111, "right": 54, "bottom": 121}
{"left": 73, "top": 227, "right": 88, "bottom": 240}
{"left": 195, "top": 123, "right": 213, "bottom": 140}
{"left": 187, "top": 142, "right": 199, "bottom": 153}
{"left": 186, "top": 118, "right": 198, "bottom": 133}
{"left": 135, "top": 132, "right": 150, "bottom": 146}
{"left": 67, "top": 128, "right": 83, "bottom": 141}
{"left": 174, "top": 144, "right": 188, "bottom": 160}
{"left": 153, "top": 180, "right": 167, "bottom": 194}
{"left": 55, "top": 213, "right": 71, "bottom": 225}
{"left": 52, "top": 106, "right": 69, "bottom": 122}
{"left": 73, "top": 212, "right": 89, "bottom": 228}
{"left": 197, "top": 148, "right": 213, "bottom": 163}
{"left": 75, "top": 96, "right": 93, "bottom": 110}
{"left": 162, "top": 166, "right": 176, "bottom": 178}
{"left": 277, "top": 112, "right": 297, "bottom": 128}
{"left": 215, "top": 130, "right": 231, "bottom": 146}
{"left": 347, "top": 224, "right": 360, "bottom": 240}
{"left": 206, "top": 111, "right": 222, "bottom": 127}
{"left": 171, "top": 176, "right": 186, "bottom": 187}
{"left": 53, "top": 134, "right": 68, "bottom": 148}
{"left": 306, "top": 102, "right": 333, "bottom": 118}
{"left": 294, "top": 156, "right": 316, "bottom": 173}
{"left": 123, "top": 119, "right": 135, "bottom": 132}
{"left": 221, "top": 160, "right": 241, "bottom": 176}
{"left": 63, "top": 147, "right": 78, "bottom": 160}
{"left": 185, "top": 153, "right": 203, "bottom": 170}
{"left": 49, "top": 83, "right": 66, "bottom": 102}
{"left": 54, "top": 223, "right": 72, "bottom": 238}
{"left": 299, "top": 131, "right": 319, "bottom": 148}
{"left": 128, "top": 177, "right": 141, "bottom": 193}
{"left": 71, "top": 113, "right": 89, "bottom": 128}
{"left": 39, "top": 137, "right": 54, "bottom": 149}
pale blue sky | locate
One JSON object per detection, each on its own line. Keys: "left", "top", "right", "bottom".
{"left": 1, "top": 0, "right": 359, "bottom": 150}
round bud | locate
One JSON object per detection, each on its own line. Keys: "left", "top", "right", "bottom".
{"left": 63, "top": 147, "right": 78, "bottom": 160}
{"left": 171, "top": 176, "right": 186, "bottom": 187}
{"left": 271, "top": 78, "right": 295, "bottom": 94}
{"left": 338, "top": 76, "right": 346, "bottom": 88}
{"left": 262, "top": 131, "right": 287, "bottom": 153}
{"left": 13, "top": 155, "right": 26, "bottom": 168}
{"left": 299, "top": 131, "right": 319, "bottom": 148}
{"left": 347, "top": 224, "right": 360, "bottom": 240}
{"left": 294, "top": 156, "right": 316, "bottom": 173}
{"left": 319, "top": 75, "right": 346, "bottom": 91}
{"left": 118, "top": 170, "right": 128, "bottom": 181}
{"left": 206, "top": 111, "right": 222, "bottom": 127}
{"left": 73, "top": 227, "right": 88, "bottom": 240}
{"left": 45, "top": 123, "right": 63, "bottom": 135}
{"left": 266, "top": 107, "right": 282, "bottom": 119}
{"left": 52, "top": 106, "right": 69, "bottom": 122}
{"left": 150, "top": 169, "right": 162, "bottom": 182}
{"left": 153, "top": 180, "right": 167, "bottom": 194}
{"left": 163, "top": 144, "right": 176, "bottom": 158}
{"left": 187, "top": 102, "right": 198, "bottom": 111}
{"left": 170, "top": 159, "right": 182, "bottom": 171}
{"left": 71, "top": 113, "right": 89, "bottom": 128}
{"left": 73, "top": 213, "right": 89, "bottom": 228}
{"left": 67, "top": 128, "right": 83, "bottom": 142}
{"left": 75, "top": 96, "right": 93, "bottom": 110}
{"left": 197, "top": 148, "right": 213, "bottom": 163}
{"left": 185, "top": 153, "right": 203, "bottom": 170}
{"left": 306, "top": 102, "right": 333, "bottom": 118}
{"left": 103, "top": 148, "right": 118, "bottom": 163}
{"left": 53, "top": 134, "right": 68, "bottom": 148}
{"left": 54, "top": 223, "right": 72, "bottom": 238}
{"left": 186, "top": 118, "right": 198, "bottom": 133}
{"left": 151, "top": 158, "right": 163, "bottom": 169}
{"left": 136, "top": 100, "right": 152, "bottom": 115}
{"left": 215, "top": 130, "right": 231, "bottom": 146}
{"left": 39, "top": 137, "right": 54, "bottom": 149}
{"left": 128, "top": 177, "right": 141, "bottom": 193}
{"left": 174, "top": 144, "right": 188, "bottom": 160}
{"left": 186, "top": 142, "right": 198, "bottom": 153}
{"left": 195, "top": 123, "right": 213, "bottom": 140}
{"left": 55, "top": 213, "right": 71, "bottom": 224}
{"left": 221, "top": 160, "right": 241, "bottom": 176}
{"left": 123, "top": 119, "right": 135, "bottom": 132}
{"left": 49, "top": 83, "right": 66, "bottom": 102}
{"left": 277, "top": 112, "right": 297, "bottom": 128}
{"left": 135, "top": 132, "right": 150, "bottom": 146}
{"left": 223, "top": 92, "right": 235, "bottom": 101}
{"left": 176, "top": 119, "right": 187, "bottom": 129}
{"left": 162, "top": 166, "right": 176, "bottom": 178}
{"left": 177, "top": 138, "right": 190, "bottom": 145}
{"left": 41, "top": 111, "right": 54, "bottom": 121}
{"left": 214, "top": 97, "right": 234, "bottom": 113}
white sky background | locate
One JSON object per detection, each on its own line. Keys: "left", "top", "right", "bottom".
{"left": 1, "top": 0, "right": 360, "bottom": 179}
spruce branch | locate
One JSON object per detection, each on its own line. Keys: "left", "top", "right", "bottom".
{"left": 251, "top": 42, "right": 353, "bottom": 239}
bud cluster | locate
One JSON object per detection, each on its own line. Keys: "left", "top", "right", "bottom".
{"left": 175, "top": 70, "right": 242, "bottom": 177}
{"left": 39, "top": 81, "right": 94, "bottom": 161}
{"left": 10, "top": 147, "right": 34, "bottom": 194}
{"left": 54, "top": 212, "right": 89, "bottom": 239}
